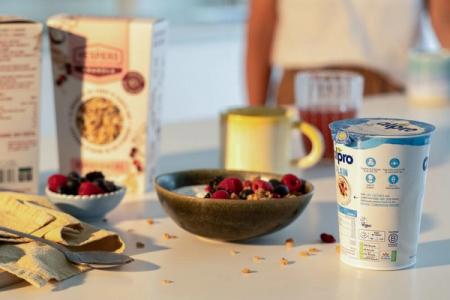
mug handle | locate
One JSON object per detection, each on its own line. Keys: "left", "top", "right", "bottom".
{"left": 291, "top": 121, "right": 325, "bottom": 169}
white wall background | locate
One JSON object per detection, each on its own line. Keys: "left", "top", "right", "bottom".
{"left": 39, "top": 23, "right": 247, "bottom": 140}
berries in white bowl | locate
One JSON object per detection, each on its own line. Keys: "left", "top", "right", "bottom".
{"left": 47, "top": 171, "right": 120, "bottom": 196}
{"left": 46, "top": 171, "right": 126, "bottom": 221}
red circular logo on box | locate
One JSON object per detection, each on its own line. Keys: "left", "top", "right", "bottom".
{"left": 122, "top": 71, "right": 145, "bottom": 94}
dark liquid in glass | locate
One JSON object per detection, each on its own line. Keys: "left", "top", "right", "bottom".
{"left": 299, "top": 107, "right": 357, "bottom": 159}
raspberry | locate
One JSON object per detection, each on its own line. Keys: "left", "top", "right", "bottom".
{"left": 252, "top": 179, "right": 273, "bottom": 192}
{"left": 217, "top": 177, "right": 243, "bottom": 194}
{"left": 48, "top": 174, "right": 68, "bottom": 193}
{"left": 320, "top": 233, "right": 336, "bottom": 243}
{"left": 281, "top": 174, "right": 303, "bottom": 193}
{"left": 78, "top": 182, "right": 104, "bottom": 196}
{"left": 242, "top": 180, "right": 252, "bottom": 189}
{"left": 211, "top": 190, "right": 230, "bottom": 199}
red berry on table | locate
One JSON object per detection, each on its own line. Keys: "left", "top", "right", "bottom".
{"left": 217, "top": 177, "right": 243, "bottom": 194}
{"left": 281, "top": 174, "right": 303, "bottom": 193}
{"left": 252, "top": 179, "right": 273, "bottom": 192}
{"left": 48, "top": 174, "right": 68, "bottom": 192}
{"left": 211, "top": 190, "right": 230, "bottom": 199}
{"left": 78, "top": 182, "right": 103, "bottom": 196}
{"left": 320, "top": 233, "right": 336, "bottom": 243}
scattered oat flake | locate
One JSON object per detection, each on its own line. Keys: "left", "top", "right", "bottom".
{"left": 280, "top": 257, "right": 289, "bottom": 266}
{"left": 136, "top": 242, "right": 145, "bottom": 248}
{"left": 161, "top": 279, "right": 174, "bottom": 285}
{"left": 146, "top": 218, "right": 154, "bottom": 225}
{"left": 308, "top": 247, "right": 320, "bottom": 253}
{"left": 230, "top": 249, "right": 240, "bottom": 255}
{"left": 241, "top": 267, "right": 253, "bottom": 274}
{"left": 127, "top": 228, "right": 135, "bottom": 233}
{"left": 299, "top": 251, "right": 311, "bottom": 257}
{"left": 252, "top": 256, "right": 265, "bottom": 262}
{"left": 336, "top": 245, "right": 341, "bottom": 254}
{"left": 163, "top": 233, "right": 177, "bottom": 240}
{"left": 285, "top": 238, "right": 294, "bottom": 248}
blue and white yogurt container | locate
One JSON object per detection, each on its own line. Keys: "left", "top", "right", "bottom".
{"left": 329, "top": 118, "right": 435, "bottom": 270}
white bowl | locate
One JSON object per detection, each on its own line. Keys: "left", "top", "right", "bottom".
{"left": 45, "top": 186, "right": 126, "bottom": 221}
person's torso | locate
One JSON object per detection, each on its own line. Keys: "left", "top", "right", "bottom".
{"left": 272, "top": 0, "right": 423, "bottom": 83}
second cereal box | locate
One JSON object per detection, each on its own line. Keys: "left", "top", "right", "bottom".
{"left": 48, "top": 15, "right": 167, "bottom": 194}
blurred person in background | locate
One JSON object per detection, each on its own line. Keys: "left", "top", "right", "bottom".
{"left": 246, "top": 0, "right": 450, "bottom": 106}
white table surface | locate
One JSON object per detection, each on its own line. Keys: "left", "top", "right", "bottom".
{"left": 1, "top": 95, "right": 450, "bottom": 300}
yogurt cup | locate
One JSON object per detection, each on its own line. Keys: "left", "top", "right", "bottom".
{"left": 329, "top": 118, "right": 435, "bottom": 270}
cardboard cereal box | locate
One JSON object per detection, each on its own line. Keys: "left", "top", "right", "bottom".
{"left": 0, "top": 17, "right": 42, "bottom": 193}
{"left": 47, "top": 15, "right": 167, "bottom": 194}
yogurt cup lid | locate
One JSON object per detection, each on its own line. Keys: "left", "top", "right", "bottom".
{"left": 329, "top": 118, "right": 435, "bottom": 138}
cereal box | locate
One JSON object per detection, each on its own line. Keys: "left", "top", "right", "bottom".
{"left": 0, "top": 17, "right": 42, "bottom": 193}
{"left": 47, "top": 15, "right": 167, "bottom": 194}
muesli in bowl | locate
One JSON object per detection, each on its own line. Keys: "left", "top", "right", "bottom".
{"left": 155, "top": 169, "right": 314, "bottom": 241}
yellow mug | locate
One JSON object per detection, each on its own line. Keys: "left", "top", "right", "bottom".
{"left": 220, "top": 107, "right": 324, "bottom": 173}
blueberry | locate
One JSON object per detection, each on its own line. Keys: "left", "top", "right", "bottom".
{"left": 67, "top": 171, "right": 81, "bottom": 182}
{"left": 273, "top": 184, "right": 289, "bottom": 197}
{"left": 85, "top": 171, "right": 105, "bottom": 182}
{"left": 66, "top": 178, "right": 80, "bottom": 190}
{"left": 208, "top": 176, "right": 224, "bottom": 190}
{"left": 239, "top": 189, "right": 254, "bottom": 200}
{"left": 269, "top": 179, "right": 281, "bottom": 188}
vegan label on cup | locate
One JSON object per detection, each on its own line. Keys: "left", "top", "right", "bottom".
{"left": 330, "top": 118, "right": 435, "bottom": 270}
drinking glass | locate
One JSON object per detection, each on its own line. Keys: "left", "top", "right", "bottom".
{"left": 295, "top": 71, "right": 364, "bottom": 159}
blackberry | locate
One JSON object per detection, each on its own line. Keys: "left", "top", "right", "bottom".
{"left": 208, "top": 176, "right": 224, "bottom": 191}
{"left": 204, "top": 192, "right": 211, "bottom": 198}
{"left": 269, "top": 179, "right": 281, "bottom": 188}
{"left": 299, "top": 180, "right": 306, "bottom": 194}
{"left": 59, "top": 184, "right": 77, "bottom": 195}
{"left": 96, "top": 179, "right": 118, "bottom": 193}
{"left": 273, "top": 184, "right": 289, "bottom": 197}
{"left": 239, "top": 189, "right": 254, "bottom": 200}
{"left": 85, "top": 171, "right": 105, "bottom": 182}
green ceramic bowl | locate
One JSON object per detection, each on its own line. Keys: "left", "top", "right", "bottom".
{"left": 154, "top": 169, "right": 314, "bottom": 242}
